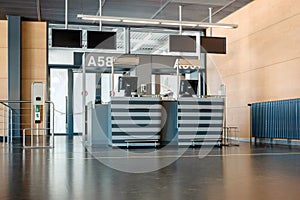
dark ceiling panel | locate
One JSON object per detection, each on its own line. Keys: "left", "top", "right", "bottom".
{"left": 0, "top": 0, "right": 37, "bottom": 20}
{"left": 172, "top": 0, "right": 233, "bottom": 6}
{"left": 161, "top": 2, "right": 224, "bottom": 21}
{"left": 102, "top": 0, "right": 164, "bottom": 18}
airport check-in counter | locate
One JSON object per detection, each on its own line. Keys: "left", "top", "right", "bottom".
{"left": 86, "top": 57, "right": 224, "bottom": 147}
{"left": 87, "top": 96, "right": 224, "bottom": 147}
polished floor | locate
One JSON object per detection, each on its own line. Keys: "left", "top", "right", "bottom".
{"left": 1, "top": 136, "right": 300, "bottom": 200}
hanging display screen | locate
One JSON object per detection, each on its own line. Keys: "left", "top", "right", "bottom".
{"left": 52, "top": 29, "right": 82, "bottom": 48}
{"left": 200, "top": 36, "right": 226, "bottom": 54}
{"left": 87, "top": 31, "right": 117, "bottom": 49}
{"left": 169, "top": 35, "right": 196, "bottom": 52}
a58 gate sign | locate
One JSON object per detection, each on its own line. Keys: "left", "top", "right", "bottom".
{"left": 85, "top": 53, "right": 116, "bottom": 67}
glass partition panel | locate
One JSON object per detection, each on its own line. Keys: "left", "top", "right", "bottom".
{"left": 73, "top": 73, "right": 96, "bottom": 133}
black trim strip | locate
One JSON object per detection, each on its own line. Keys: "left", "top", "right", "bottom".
{"left": 178, "top": 124, "right": 223, "bottom": 128}
{"left": 112, "top": 132, "right": 160, "bottom": 136}
{"left": 111, "top": 101, "right": 161, "bottom": 105}
{"left": 112, "top": 124, "right": 161, "bottom": 128}
{"left": 178, "top": 139, "right": 219, "bottom": 142}
{"left": 112, "top": 116, "right": 161, "bottom": 120}
{"left": 178, "top": 109, "right": 224, "bottom": 113}
{"left": 178, "top": 116, "right": 223, "bottom": 120}
{"left": 178, "top": 101, "right": 224, "bottom": 106}
{"left": 111, "top": 108, "right": 161, "bottom": 113}
{"left": 178, "top": 131, "right": 222, "bottom": 135}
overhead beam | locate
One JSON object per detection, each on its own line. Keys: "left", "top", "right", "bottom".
{"left": 151, "top": 0, "right": 172, "bottom": 19}
{"left": 201, "top": 0, "right": 236, "bottom": 22}
{"left": 102, "top": 0, "right": 107, "bottom": 7}
{"left": 94, "top": 0, "right": 107, "bottom": 24}
{"left": 95, "top": 0, "right": 107, "bottom": 16}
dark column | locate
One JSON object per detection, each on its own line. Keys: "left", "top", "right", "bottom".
{"left": 95, "top": 73, "right": 101, "bottom": 102}
{"left": 71, "top": 52, "right": 84, "bottom": 135}
{"left": 67, "top": 69, "right": 74, "bottom": 135}
{"left": 160, "top": 101, "right": 178, "bottom": 147}
{"left": 74, "top": 52, "right": 84, "bottom": 66}
{"left": 8, "top": 16, "right": 21, "bottom": 136}
{"left": 201, "top": 30, "right": 207, "bottom": 95}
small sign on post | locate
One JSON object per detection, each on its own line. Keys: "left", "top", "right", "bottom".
{"left": 35, "top": 105, "right": 41, "bottom": 124}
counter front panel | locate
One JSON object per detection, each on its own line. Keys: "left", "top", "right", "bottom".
{"left": 111, "top": 97, "right": 162, "bottom": 147}
{"left": 178, "top": 97, "right": 224, "bottom": 146}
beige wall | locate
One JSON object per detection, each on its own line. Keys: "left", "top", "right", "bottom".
{"left": 0, "top": 20, "right": 47, "bottom": 136}
{"left": 0, "top": 21, "right": 8, "bottom": 99}
{"left": 21, "top": 21, "right": 47, "bottom": 134}
{"left": 207, "top": 0, "right": 300, "bottom": 138}
{"left": 0, "top": 20, "right": 8, "bottom": 137}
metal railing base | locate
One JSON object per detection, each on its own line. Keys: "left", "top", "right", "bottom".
{"left": 22, "top": 146, "right": 53, "bottom": 149}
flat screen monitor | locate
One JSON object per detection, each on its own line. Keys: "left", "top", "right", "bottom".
{"left": 87, "top": 31, "right": 116, "bottom": 49}
{"left": 52, "top": 29, "right": 82, "bottom": 48}
{"left": 118, "top": 76, "right": 138, "bottom": 97}
{"left": 180, "top": 80, "right": 198, "bottom": 97}
{"left": 200, "top": 36, "right": 226, "bottom": 54}
{"left": 169, "top": 35, "right": 196, "bottom": 52}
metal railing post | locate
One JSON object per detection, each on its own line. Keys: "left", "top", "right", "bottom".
{"left": 6, "top": 110, "right": 12, "bottom": 144}
{"left": 23, "top": 128, "right": 26, "bottom": 147}
{"left": 3, "top": 107, "right": 6, "bottom": 144}
{"left": 53, "top": 102, "right": 55, "bottom": 148}
{"left": 47, "top": 101, "right": 55, "bottom": 148}
{"left": 10, "top": 109, "right": 12, "bottom": 144}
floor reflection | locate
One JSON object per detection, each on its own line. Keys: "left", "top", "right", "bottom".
{"left": 0, "top": 136, "right": 300, "bottom": 200}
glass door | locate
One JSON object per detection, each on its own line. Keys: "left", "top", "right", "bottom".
{"left": 50, "top": 68, "right": 68, "bottom": 134}
{"left": 73, "top": 73, "right": 96, "bottom": 134}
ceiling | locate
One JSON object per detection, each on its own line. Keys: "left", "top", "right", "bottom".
{"left": 0, "top": 0, "right": 253, "bottom": 25}
{"left": 0, "top": 0, "right": 253, "bottom": 54}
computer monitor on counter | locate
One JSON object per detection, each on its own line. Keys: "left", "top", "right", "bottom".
{"left": 179, "top": 80, "right": 198, "bottom": 97}
{"left": 118, "top": 76, "right": 138, "bottom": 97}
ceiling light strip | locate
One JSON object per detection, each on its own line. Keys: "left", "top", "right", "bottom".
{"left": 77, "top": 14, "right": 238, "bottom": 29}
{"left": 123, "top": 19, "right": 160, "bottom": 24}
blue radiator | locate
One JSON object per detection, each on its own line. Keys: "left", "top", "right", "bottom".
{"left": 251, "top": 99, "right": 300, "bottom": 139}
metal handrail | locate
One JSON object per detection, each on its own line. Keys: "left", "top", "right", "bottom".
{"left": 0, "top": 101, "right": 13, "bottom": 144}
{"left": 0, "top": 102, "right": 16, "bottom": 112}
{"left": 0, "top": 100, "right": 32, "bottom": 103}
{"left": 0, "top": 100, "right": 55, "bottom": 147}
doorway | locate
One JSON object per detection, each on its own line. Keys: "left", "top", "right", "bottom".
{"left": 50, "top": 68, "right": 68, "bottom": 134}
{"left": 50, "top": 66, "right": 98, "bottom": 135}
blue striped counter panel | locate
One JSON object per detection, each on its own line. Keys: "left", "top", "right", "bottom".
{"left": 111, "top": 97, "right": 162, "bottom": 147}
{"left": 178, "top": 97, "right": 224, "bottom": 146}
